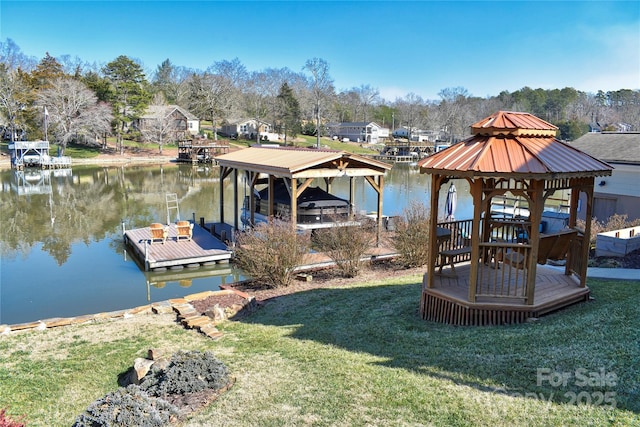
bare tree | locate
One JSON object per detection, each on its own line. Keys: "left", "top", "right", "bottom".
{"left": 436, "top": 87, "right": 471, "bottom": 143}
{"left": 393, "top": 92, "right": 427, "bottom": 141}
{"left": 139, "top": 111, "right": 179, "bottom": 154}
{"left": 0, "top": 64, "right": 30, "bottom": 141}
{"left": 0, "top": 38, "right": 37, "bottom": 72}
{"left": 303, "top": 58, "right": 334, "bottom": 147}
{"left": 355, "top": 84, "right": 380, "bottom": 122}
{"left": 36, "top": 78, "right": 113, "bottom": 153}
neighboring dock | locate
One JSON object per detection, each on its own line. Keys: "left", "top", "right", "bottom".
{"left": 124, "top": 222, "right": 232, "bottom": 271}
{"left": 9, "top": 140, "right": 71, "bottom": 169}
{"left": 176, "top": 139, "right": 230, "bottom": 164}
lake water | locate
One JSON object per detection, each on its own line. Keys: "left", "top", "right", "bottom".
{"left": 0, "top": 162, "right": 473, "bottom": 325}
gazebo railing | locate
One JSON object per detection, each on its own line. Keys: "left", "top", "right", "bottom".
{"left": 476, "top": 241, "right": 531, "bottom": 300}
{"left": 436, "top": 219, "right": 473, "bottom": 267}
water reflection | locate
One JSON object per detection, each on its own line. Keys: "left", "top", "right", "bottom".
{"left": 0, "top": 164, "right": 243, "bottom": 324}
{"left": 0, "top": 162, "right": 473, "bottom": 324}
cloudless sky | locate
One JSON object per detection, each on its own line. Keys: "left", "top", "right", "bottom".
{"left": 1, "top": 1, "right": 638, "bottom": 101}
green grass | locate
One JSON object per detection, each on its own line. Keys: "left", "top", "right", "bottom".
{"left": 1, "top": 276, "right": 638, "bottom": 426}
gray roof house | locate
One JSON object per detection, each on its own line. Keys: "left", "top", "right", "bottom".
{"left": 135, "top": 105, "right": 200, "bottom": 140}
{"left": 570, "top": 131, "right": 640, "bottom": 221}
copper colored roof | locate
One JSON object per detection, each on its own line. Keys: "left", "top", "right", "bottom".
{"left": 418, "top": 111, "right": 613, "bottom": 179}
{"left": 216, "top": 146, "right": 391, "bottom": 178}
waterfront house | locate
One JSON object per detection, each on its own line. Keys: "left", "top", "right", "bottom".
{"left": 570, "top": 131, "right": 640, "bottom": 221}
{"left": 326, "top": 122, "right": 389, "bottom": 144}
{"left": 135, "top": 105, "right": 200, "bottom": 141}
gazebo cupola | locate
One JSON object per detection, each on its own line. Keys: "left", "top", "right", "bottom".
{"left": 416, "top": 111, "right": 613, "bottom": 326}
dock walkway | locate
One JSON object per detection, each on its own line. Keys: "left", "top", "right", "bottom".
{"left": 124, "top": 222, "right": 232, "bottom": 271}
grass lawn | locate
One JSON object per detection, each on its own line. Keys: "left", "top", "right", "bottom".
{"left": 1, "top": 275, "right": 638, "bottom": 426}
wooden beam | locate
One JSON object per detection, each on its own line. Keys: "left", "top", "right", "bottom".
{"left": 290, "top": 178, "right": 298, "bottom": 228}
{"left": 525, "top": 179, "right": 545, "bottom": 305}
{"left": 468, "top": 178, "right": 483, "bottom": 302}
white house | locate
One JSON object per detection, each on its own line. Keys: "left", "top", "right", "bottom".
{"left": 326, "top": 122, "right": 389, "bottom": 144}
{"left": 570, "top": 131, "right": 640, "bottom": 221}
{"left": 220, "top": 118, "right": 281, "bottom": 141}
{"left": 136, "top": 105, "right": 200, "bottom": 140}
{"left": 391, "top": 126, "right": 439, "bottom": 142}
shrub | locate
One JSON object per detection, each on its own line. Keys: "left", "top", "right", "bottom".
{"left": 393, "top": 201, "right": 431, "bottom": 268}
{"left": 72, "top": 385, "right": 178, "bottom": 427}
{"left": 0, "top": 409, "right": 25, "bottom": 427}
{"left": 312, "top": 218, "right": 375, "bottom": 277}
{"left": 233, "top": 219, "right": 310, "bottom": 288}
{"left": 139, "top": 350, "right": 230, "bottom": 397}
{"left": 578, "top": 213, "right": 640, "bottom": 246}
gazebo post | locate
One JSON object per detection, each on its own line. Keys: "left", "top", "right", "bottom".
{"left": 468, "top": 178, "right": 483, "bottom": 302}
{"left": 525, "top": 180, "right": 545, "bottom": 305}
{"left": 426, "top": 174, "right": 443, "bottom": 290}
{"left": 579, "top": 179, "right": 595, "bottom": 287}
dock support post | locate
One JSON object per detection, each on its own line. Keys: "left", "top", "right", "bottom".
{"left": 144, "top": 241, "right": 150, "bottom": 271}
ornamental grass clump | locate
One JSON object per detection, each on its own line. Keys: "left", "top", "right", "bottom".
{"left": 73, "top": 350, "right": 230, "bottom": 426}
{"left": 233, "top": 219, "right": 310, "bottom": 288}
{"left": 139, "top": 350, "right": 230, "bottom": 397}
{"left": 72, "top": 385, "right": 178, "bottom": 427}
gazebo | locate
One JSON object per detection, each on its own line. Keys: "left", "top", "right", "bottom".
{"left": 417, "top": 111, "right": 613, "bottom": 325}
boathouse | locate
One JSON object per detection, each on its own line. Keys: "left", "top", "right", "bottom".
{"left": 9, "top": 140, "right": 71, "bottom": 169}
{"left": 417, "top": 111, "right": 613, "bottom": 325}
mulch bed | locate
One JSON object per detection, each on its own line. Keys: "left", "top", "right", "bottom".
{"left": 190, "top": 252, "right": 639, "bottom": 315}
{"left": 589, "top": 248, "right": 640, "bottom": 269}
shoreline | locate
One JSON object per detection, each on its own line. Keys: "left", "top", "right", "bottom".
{"left": 0, "top": 150, "right": 179, "bottom": 170}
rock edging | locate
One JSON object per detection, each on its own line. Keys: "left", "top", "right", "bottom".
{"left": 0, "top": 288, "right": 255, "bottom": 340}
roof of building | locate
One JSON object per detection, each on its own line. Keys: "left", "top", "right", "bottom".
{"left": 418, "top": 111, "right": 613, "bottom": 179}
{"left": 141, "top": 105, "right": 198, "bottom": 121}
{"left": 216, "top": 146, "right": 391, "bottom": 178}
{"left": 569, "top": 132, "right": 640, "bottom": 165}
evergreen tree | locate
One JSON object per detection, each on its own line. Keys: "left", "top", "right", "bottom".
{"left": 276, "top": 82, "right": 301, "bottom": 145}
{"left": 102, "top": 55, "right": 150, "bottom": 154}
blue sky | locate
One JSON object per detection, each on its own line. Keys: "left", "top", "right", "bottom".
{"left": 1, "top": 1, "right": 638, "bottom": 101}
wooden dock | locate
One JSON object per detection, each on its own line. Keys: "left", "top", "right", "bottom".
{"left": 124, "top": 222, "right": 232, "bottom": 271}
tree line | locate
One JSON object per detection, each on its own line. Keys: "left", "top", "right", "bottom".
{"left": 1, "top": 38, "right": 639, "bottom": 155}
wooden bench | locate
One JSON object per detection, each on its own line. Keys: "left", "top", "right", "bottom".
{"left": 149, "top": 223, "right": 168, "bottom": 244}
{"left": 537, "top": 229, "right": 578, "bottom": 264}
{"left": 176, "top": 221, "right": 193, "bottom": 241}
{"left": 438, "top": 246, "right": 472, "bottom": 276}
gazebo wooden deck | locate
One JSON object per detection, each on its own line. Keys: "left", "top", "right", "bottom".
{"left": 422, "top": 262, "right": 590, "bottom": 325}
{"left": 417, "top": 111, "right": 612, "bottom": 325}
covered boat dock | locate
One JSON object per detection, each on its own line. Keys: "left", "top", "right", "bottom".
{"left": 214, "top": 146, "right": 392, "bottom": 237}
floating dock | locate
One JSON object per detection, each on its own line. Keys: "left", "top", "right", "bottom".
{"left": 124, "top": 222, "right": 233, "bottom": 271}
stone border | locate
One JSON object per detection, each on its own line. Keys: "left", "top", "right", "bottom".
{"left": 0, "top": 288, "right": 254, "bottom": 340}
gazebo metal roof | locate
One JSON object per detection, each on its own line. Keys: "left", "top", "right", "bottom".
{"left": 418, "top": 111, "right": 613, "bottom": 179}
